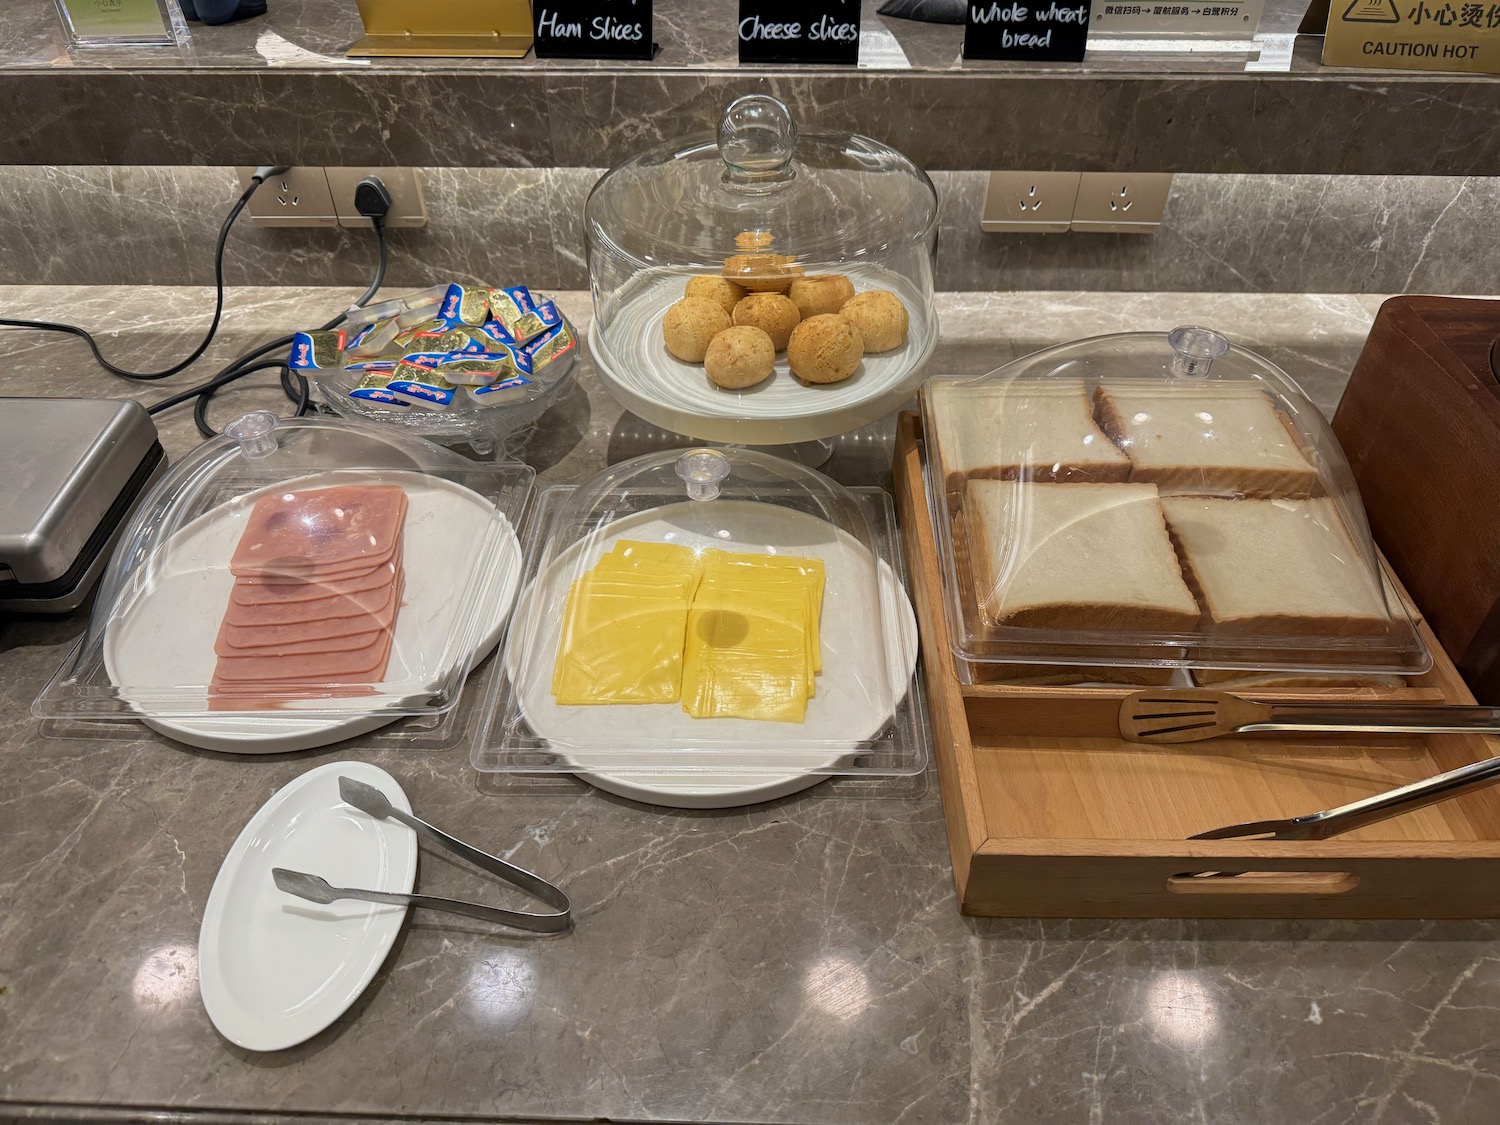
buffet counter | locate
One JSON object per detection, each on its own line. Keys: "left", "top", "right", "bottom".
{"left": 1, "top": 286, "right": 1492, "bottom": 1125}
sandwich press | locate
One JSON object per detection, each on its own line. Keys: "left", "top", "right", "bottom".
{"left": 0, "top": 398, "right": 165, "bottom": 613}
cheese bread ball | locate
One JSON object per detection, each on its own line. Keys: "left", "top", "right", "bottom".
{"left": 684, "top": 275, "right": 746, "bottom": 317}
{"left": 732, "top": 293, "right": 802, "bottom": 352}
{"left": 663, "top": 298, "right": 731, "bottom": 363}
{"left": 839, "top": 289, "right": 909, "bottom": 353}
{"left": 723, "top": 253, "right": 803, "bottom": 292}
{"left": 787, "top": 314, "right": 863, "bottom": 384}
{"left": 788, "top": 275, "right": 856, "bottom": 320}
{"left": 704, "top": 326, "right": 776, "bottom": 389}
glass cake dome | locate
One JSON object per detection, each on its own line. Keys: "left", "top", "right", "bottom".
{"left": 34, "top": 412, "right": 533, "bottom": 752}
{"left": 585, "top": 94, "right": 940, "bottom": 445}
{"left": 920, "top": 326, "right": 1431, "bottom": 675}
{"left": 475, "top": 445, "right": 928, "bottom": 801}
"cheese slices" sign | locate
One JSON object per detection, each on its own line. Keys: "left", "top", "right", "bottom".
{"left": 738, "top": 0, "right": 860, "bottom": 65}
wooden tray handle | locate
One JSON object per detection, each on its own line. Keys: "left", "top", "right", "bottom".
{"left": 1166, "top": 871, "right": 1360, "bottom": 896}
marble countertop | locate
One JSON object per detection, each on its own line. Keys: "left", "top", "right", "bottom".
{"left": 2, "top": 286, "right": 1497, "bottom": 1125}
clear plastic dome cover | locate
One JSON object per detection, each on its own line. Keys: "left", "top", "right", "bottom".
{"left": 35, "top": 413, "right": 533, "bottom": 724}
{"left": 920, "top": 327, "right": 1431, "bottom": 674}
{"left": 485, "top": 446, "right": 916, "bottom": 772}
{"left": 585, "top": 94, "right": 940, "bottom": 444}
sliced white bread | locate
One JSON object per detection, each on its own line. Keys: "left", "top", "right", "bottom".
{"left": 967, "top": 662, "right": 1176, "bottom": 686}
{"left": 1160, "top": 497, "right": 1392, "bottom": 636}
{"left": 927, "top": 378, "right": 1130, "bottom": 491}
{"left": 1191, "top": 669, "right": 1406, "bottom": 689}
{"left": 965, "top": 480, "right": 1201, "bottom": 633}
{"left": 1094, "top": 382, "right": 1318, "bottom": 497}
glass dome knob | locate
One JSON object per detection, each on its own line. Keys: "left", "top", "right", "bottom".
{"left": 675, "top": 448, "right": 731, "bottom": 501}
{"left": 224, "top": 411, "right": 279, "bottom": 458}
{"left": 1167, "top": 325, "right": 1231, "bottom": 379}
{"left": 718, "top": 95, "right": 797, "bottom": 184}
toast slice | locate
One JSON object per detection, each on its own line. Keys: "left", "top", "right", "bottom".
{"left": 1094, "top": 382, "right": 1318, "bottom": 497}
{"left": 965, "top": 480, "right": 1201, "bottom": 633}
{"left": 927, "top": 378, "right": 1130, "bottom": 491}
{"left": 1160, "top": 497, "right": 1392, "bottom": 636}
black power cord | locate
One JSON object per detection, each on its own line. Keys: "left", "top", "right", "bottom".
{"left": 179, "top": 176, "right": 392, "bottom": 438}
{"left": 0, "top": 165, "right": 286, "bottom": 381}
{"left": 0, "top": 167, "right": 394, "bottom": 440}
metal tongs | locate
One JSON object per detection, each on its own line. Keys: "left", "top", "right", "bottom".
{"left": 1191, "top": 750, "right": 1500, "bottom": 841}
{"left": 272, "top": 776, "right": 572, "bottom": 933}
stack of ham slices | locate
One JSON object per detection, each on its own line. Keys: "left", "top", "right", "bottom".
{"left": 211, "top": 484, "right": 408, "bottom": 709}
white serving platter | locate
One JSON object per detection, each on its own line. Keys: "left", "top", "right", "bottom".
{"left": 503, "top": 500, "right": 920, "bottom": 808}
{"left": 197, "top": 760, "right": 416, "bottom": 1052}
{"left": 103, "top": 470, "right": 521, "bottom": 754}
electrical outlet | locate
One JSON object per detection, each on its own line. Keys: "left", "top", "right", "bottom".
{"left": 325, "top": 167, "right": 427, "bottom": 229}
{"left": 1070, "top": 173, "right": 1174, "bottom": 234}
{"left": 235, "top": 167, "right": 339, "bottom": 228}
{"left": 981, "top": 172, "right": 1082, "bottom": 234}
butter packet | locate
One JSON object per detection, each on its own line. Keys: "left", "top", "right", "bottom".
{"left": 387, "top": 368, "right": 461, "bottom": 410}
{"left": 288, "top": 330, "right": 346, "bottom": 370}
{"left": 490, "top": 289, "right": 563, "bottom": 345}
{"left": 521, "top": 321, "right": 576, "bottom": 371}
{"left": 347, "top": 372, "right": 410, "bottom": 409}
{"left": 436, "top": 358, "right": 506, "bottom": 387}
{"left": 343, "top": 321, "right": 378, "bottom": 353}
{"left": 342, "top": 358, "right": 399, "bottom": 375}
{"left": 467, "top": 374, "right": 537, "bottom": 406}
{"left": 438, "top": 283, "right": 491, "bottom": 328}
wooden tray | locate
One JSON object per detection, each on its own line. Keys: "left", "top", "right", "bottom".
{"left": 894, "top": 413, "right": 1500, "bottom": 918}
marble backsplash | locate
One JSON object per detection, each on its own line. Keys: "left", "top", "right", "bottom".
{"left": 2, "top": 164, "right": 1494, "bottom": 294}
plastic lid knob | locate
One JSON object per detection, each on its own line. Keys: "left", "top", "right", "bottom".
{"left": 1167, "top": 325, "right": 1231, "bottom": 379}
{"left": 675, "top": 449, "right": 731, "bottom": 501}
{"left": 224, "top": 411, "right": 279, "bottom": 458}
{"left": 718, "top": 95, "right": 797, "bottom": 184}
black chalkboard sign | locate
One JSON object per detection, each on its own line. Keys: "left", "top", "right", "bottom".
{"left": 534, "top": 0, "right": 653, "bottom": 60}
{"left": 738, "top": 0, "right": 860, "bottom": 65}
{"left": 962, "top": 0, "right": 1090, "bottom": 62}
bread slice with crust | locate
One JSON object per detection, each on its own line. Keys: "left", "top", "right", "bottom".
{"left": 965, "top": 480, "right": 1201, "bottom": 633}
{"left": 927, "top": 378, "right": 1130, "bottom": 491}
{"left": 1094, "top": 382, "right": 1318, "bottom": 497}
{"left": 1160, "top": 496, "right": 1392, "bottom": 636}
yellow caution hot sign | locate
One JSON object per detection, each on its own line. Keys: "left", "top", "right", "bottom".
{"left": 1324, "top": 0, "right": 1500, "bottom": 71}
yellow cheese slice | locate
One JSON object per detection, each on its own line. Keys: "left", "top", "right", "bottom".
{"left": 552, "top": 569, "right": 697, "bottom": 705}
{"left": 702, "top": 551, "right": 824, "bottom": 673}
{"left": 681, "top": 585, "right": 810, "bottom": 722}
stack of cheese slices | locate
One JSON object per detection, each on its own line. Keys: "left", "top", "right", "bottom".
{"left": 210, "top": 484, "right": 407, "bottom": 709}
{"left": 552, "top": 540, "right": 825, "bottom": 723}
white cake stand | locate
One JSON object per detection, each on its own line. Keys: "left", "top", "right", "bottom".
{"left": 590, "top": 264, "right": 937, "bottom": 446}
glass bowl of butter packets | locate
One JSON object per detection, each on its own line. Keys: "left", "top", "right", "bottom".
{"left": 310, "top": 282, "right": 578, "bottom": 456}
{"left": 470, "top": 445, "right": 930, "bottom": 807}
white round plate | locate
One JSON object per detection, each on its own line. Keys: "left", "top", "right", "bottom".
{"left": 590, "top": 264, "right": 937, "bottom": 445}
{"left": 197, "top": 760, "right": 416, "bottom": 1052}
{"left": 503, "top": 501, "right": 920, "bottom": 809}
{"left": 103, "top": 470, "right": 522, "bottom": 754}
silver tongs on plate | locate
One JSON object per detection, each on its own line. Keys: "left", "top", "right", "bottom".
{"left": 273, "top": 776, "right": 571, "bottom": 934}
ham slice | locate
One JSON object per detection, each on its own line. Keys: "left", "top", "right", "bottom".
{"left": 218, "top": 576, "right": 402, "bottom": 648}
{"left": 209, "top": 483, "right": 408, "bottom": 710}
{"left": 229, "top": 484, "right": 407, "bottom": 578}
{"left": 231, "top": 553, "right": 401, "bottom": 604}
{"left": 211, "top": 629, "right": 395, "bottom": 682}
{"left": 223, "top": 576, "right": 397, "bottom": 627}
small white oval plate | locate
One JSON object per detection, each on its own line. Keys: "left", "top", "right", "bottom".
{"left": 198, "top": 761, "right": 416, "bottom": 1052}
